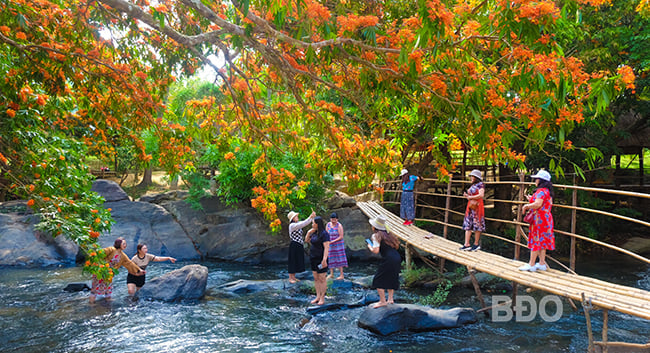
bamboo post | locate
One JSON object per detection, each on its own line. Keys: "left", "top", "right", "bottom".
{"left": 571, "top": 175, "right": 578, "bottom": 271}
{"left": 583, "top": 293, "right": 595, "bottom": 353}
{"left": 467, "top": 266, "right": 487, "bottom": 313}
{"left": 640, "top": 148, "right": 644, "bottom": 187}
{"left": 602, "top": 309, "right": 609, "bottom": 353}
{"left": 515, "top": 173, "right": 525, "bottom": 260}
{"left": 405, "top": 243, "right": 412, "bottom": 272}
{"left": 440, "top": 175, "right": 452, "bottom": 272}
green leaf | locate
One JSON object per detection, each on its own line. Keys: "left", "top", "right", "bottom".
{"left": 240, "top": 0, "right": 250, "bottom": 16}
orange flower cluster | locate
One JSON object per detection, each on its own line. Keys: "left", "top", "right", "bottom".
{"left": 514, "top": 0, "right": 560, "bottom": 25}
{"left": 336, "top": 14, "right": 379, "bottom": 36}
{"left": 617, "top": 65, "right": 636, "bottom": 91}
{"left": 426, "top": 0, "right": 454, "bottom": 28}
{"left": 305, "top": 0, "right": 330, "bottom": 25}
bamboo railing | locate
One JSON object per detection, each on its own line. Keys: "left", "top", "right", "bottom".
{"left": 381, "top": 174, "right": 650, "bottom": 270}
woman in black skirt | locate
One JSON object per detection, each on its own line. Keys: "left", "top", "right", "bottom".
{"left": 287, "top": 210, "right": 316, "bottom": 283}
{"left": 367, "top": 215, "right": 401, "bottom": 308}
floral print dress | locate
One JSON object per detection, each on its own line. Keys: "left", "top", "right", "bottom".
{"left": 91, "top": 252, "right": 121, "bottom": 296}
{"left": 462, "top": 182, "right": 485, "bottom": 231}
{"left": 528, "top": 188, "right": 555, "bottom": 251}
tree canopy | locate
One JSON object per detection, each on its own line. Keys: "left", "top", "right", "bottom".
{"left": 1, "top": 0, "right": 644, "bottom": 275}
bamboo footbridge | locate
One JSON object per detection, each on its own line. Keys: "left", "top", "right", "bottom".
{"left": 357, "top": 201, "right": 650, "bottom": 321}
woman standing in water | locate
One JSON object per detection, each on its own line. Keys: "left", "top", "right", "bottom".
{"left": 127, "top": 243, "right": 176, "bottom": 295}
{"left": 89, "top": 237, "right": 144, "bottom": 303}
{"left": 326, "top": 213, "right": 348, "bottom": 280}
{"left": 367, "top": 215, "right": 401, "bottom": 308}
{"left": 305, "top": 216, "right": 330, "bottom": 305}
{"left": 287, "top": 210, "right": 316, "bottom": 283}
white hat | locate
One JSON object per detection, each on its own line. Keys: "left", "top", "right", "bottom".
{"left": 469, "top": 169, "right": 482, "bottom": 180}
{"left": 400, "top": 169, "right": 408, "bottom": 177}
{"left": 369, "top": 215, "right": 387, "bottom": 231}
{"left": 531, "top": 169, "right": 551, "bottom": 181}
{"left": 287, "top": 211, "right": 299, "bottom": 222}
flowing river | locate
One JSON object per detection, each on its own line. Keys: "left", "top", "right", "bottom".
{"left": 1, "top": 257, "right": 650, "bottom": 353}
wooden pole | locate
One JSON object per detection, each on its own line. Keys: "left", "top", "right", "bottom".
{"left": 405, "top": 243, "right": 412, "bottom": 272}
{"left": 602, "top": 309, "right": 609, "bottom": 353}
{"left": 515, "top": 172, "right": 525, "bottom": 260}
{"left": 571, "top": 175, "right": 578, "bottom": 271}
{"left": 467, "top": 266, "right": 487, "bottom": 313}
{"left": 440, "top": 175, "right": 452, "bottom": 272}
{"left": 583, "top": 293, "right": 595, "bottom": 353}
{"left": 640, "top": 147, "right": 644, "bottom": 187}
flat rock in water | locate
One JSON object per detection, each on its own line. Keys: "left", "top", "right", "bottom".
{"left": 217, "top": 279, "right": 289, "bottom": 294}
{"left": 64, "top": 282, "right": 91, "bottom": 292}
{"left": 306, "top": 293, "right": 379, "bottom": 315}
{"left": 358, "top": 304, "right": 477, "bottom": 336}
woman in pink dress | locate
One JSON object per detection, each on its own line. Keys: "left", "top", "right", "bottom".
{"left": 519, "top": 170, "right": 555, "bottom": 272}
{"left": 326, "top": 213, "right": 348, "bottom": 280}
{"left": 89, "top": 237, "right": 144, "bottom": 303}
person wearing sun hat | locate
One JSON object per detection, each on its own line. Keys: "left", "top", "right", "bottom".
{"left": 518, "top": 169, "right": 555, "bottom": 272}
{"left": 287, "top": 209, "right": 316, "bottom": 283}
{"left": 460, "top": 169, "right": 485, "bottom": 251}
{"left": 399, "top": 168, "right": 420, "bottom": 226}
{"left": 366, "top": 215, "right": 401, "bottom": 308}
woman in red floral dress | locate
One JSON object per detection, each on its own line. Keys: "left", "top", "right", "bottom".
{"left": 519, "top": 170, "right": 555, "bottom": 272}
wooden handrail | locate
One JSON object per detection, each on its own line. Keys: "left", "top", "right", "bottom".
{"left": 381, "top": 176, "right": 650, "bottom": 267}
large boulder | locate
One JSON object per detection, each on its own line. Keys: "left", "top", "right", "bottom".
{"left": 101, "top": 199, "right": 199, "bottom": 260}
{"left": 91, "top": 179, "right": 130, "bottom": 202}
{"left": 136, "top": 264, "right": 208, "bottom": 301}
{"left": 0, "top": 201, "right": 79, "bottom": 266}
{"left": 162, "top": 195, "right": 286, "bottom": 263}
{"left": 357, "top": 304, "right": 477, "bottom": 335}
{"left": 93, "top": 180, "right": 200, "bottom": 261}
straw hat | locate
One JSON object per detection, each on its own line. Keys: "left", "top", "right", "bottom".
{"left": 469, "top": 169, "right": 482, "bottom": 180}
{"left": 399, "top": 169, "right": 408, "bottom": 177}
{"left": 531, "top": 169, "right": 551, "bottom": 181}
{"left": 287, "top": 211, "right": 299, "bottom": 222}
{"left": 369, "top": 215, "right": 387, "bottom": 230}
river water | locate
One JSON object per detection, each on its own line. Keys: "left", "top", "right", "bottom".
{"left": 1, "top": 258, "right": 650, "bottom": 353}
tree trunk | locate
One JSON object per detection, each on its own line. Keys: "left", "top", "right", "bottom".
{"left": 138, "top": 167, "right": 152, "bottom": 188}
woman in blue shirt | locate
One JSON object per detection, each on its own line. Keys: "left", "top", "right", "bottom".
{"left": 400, "top": 168, "right": 419, "bottom": 225}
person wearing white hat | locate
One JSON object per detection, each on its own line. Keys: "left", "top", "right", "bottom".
{"left": 400, "top": 168, "right": 420, "bottom": 226}
{"left": 287, "top": 209, "right": 316, "bottom": 283}
{"left": 366, "top": 215, "right": 401, "bottom": 308}
{"left": 519, "top": 169, "right": 555, "bottom": 272}
{"left": 460, "top": 169, "right": 485, "bottom": 251}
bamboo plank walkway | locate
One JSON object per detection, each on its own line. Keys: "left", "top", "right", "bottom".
{"left": 357, "top": 201, "right": 650, "bottom": 321}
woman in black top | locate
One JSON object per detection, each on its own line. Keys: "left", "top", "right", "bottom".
{"left": 367, "top": 215, "right": 401, "bottom": 308}
{"left": 305, "top": 216, "right": 330, "bottom": 305}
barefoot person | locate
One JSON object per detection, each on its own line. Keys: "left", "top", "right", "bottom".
{"left": 127, "top": 244, "right": 177, "bottom": 295}
{"left": 305, "top": 216, "right": 330, "bottom": 305}
{"left": 326, "top": 213, "right": 348, "bottom": 280}
{"left": 367, "top": 215, "right": 401, "bottom": 308}
{"left": 287, "top": 210, "right": 316, "bottom": 283}
{"left": 89, "top": 237, "right": 144, "bottom": 303}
